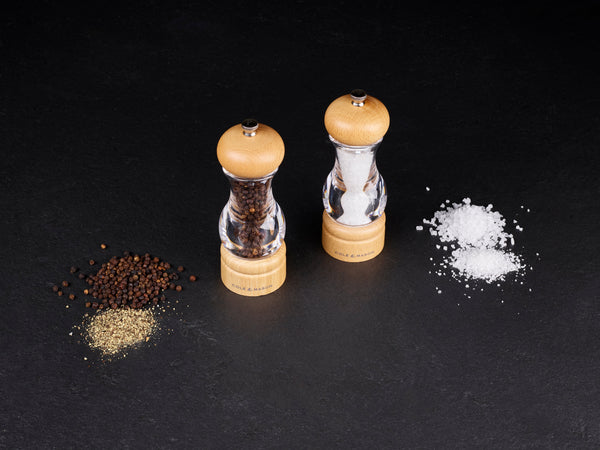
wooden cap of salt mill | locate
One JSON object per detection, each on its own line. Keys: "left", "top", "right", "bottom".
{"left": 217, "top": 119, "right": 286, "bottom": 296}
{"left": 324, "top": 89, "right": 390, "bottom": 146}
{"left": 322, "top": 90, "right": 390, "bottom": 262}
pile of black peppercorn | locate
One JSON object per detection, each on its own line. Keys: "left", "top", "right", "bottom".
{"left": 229, "top": 178, "right": 270, "bottom": 258}
{"left": 51, "top": 247, "right": 199, "bottom": 310}
{"left": 82, "top": 252, "right": 183, "bottom": 310}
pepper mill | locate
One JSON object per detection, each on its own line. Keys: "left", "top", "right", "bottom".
{"left": 217, "top": 119, "right": 286, "bottom": 296}
{"left": 322, "top": 89, "right": 390, "bottom": 262}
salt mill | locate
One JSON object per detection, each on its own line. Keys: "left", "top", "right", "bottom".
{"left": 322, "top": 89, "right": 390, "bottom": 262}
{"left": 217, "top": 119, "right": 286, "bottom": 296}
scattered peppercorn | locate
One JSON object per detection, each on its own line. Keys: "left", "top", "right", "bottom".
{"left": 69, "top": 294, "right": 76, "bottom": 300}
{"left": 78, "top": 273, "right": 86, "bottom": 279}
{"left": 62, "top": 281, "right": 69, "bottom": 287}
{"left": 177, "top": 265, "right": 184, "bottom": 272}
{"left": 189, "top": 275, "right": 197, "bottom": 282}
{"left": 52, "top": 285, "right": 59, "bottom": 292}
{"left": 175, "top": 285, "right": 182, "bottom": 292}
{"left": 100, "top": 243, "right": 107, "bottom": 249}
{"left": 85, "top": 302, "right": 91, "bottom": 308}
{"left": 89, "top": 259, "right": 95, "bottom": 265}
{"left": 57, "top": 290, "right": 63, "bottom": 296}
{"left": 70, "top": 266, "right": 78, "bottom": 274}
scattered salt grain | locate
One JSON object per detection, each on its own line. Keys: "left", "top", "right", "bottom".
{"left": 416, "top": 225, "right": 423, "bottom": 231}
{"left": 426, "top": 186, "right": 430, "bottom": 191}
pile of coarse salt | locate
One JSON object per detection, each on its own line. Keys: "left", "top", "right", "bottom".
{"left": 420, "top": 198, "right": 524, "bottom": 284}
{"left": 450, "top": 247, "right": 522, "bottom": 283}
{"left": 425, "top": 198, "right": 514, "bottom": 248}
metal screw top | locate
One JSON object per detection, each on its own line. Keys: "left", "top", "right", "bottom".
{"left": 350, "top": 89, "right": 367, "bottom": 107}
{"left": 242, "top": 118, "right": 259, "bottom": 136}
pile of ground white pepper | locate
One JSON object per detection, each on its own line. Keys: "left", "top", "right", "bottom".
{"left": 81, "top": 308, "right": 158, "bottom": 357}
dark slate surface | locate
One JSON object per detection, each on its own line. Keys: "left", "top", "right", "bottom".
{"left": 2, "top": 2, "right": 599, "bottom": 448}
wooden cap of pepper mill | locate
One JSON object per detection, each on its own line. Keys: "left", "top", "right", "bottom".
{"left": 217, "top": 119, "right": 286, "bottom": 296}
{"left": 322, "top": 90, "right": 389, "bottom": 263}
{"left": 217, "top": 119, "right": 285, "bottom": 179}
{"left": 324, "top": 89, "right": 390, "bottom": 146}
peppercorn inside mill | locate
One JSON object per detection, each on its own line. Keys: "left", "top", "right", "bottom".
{"left": 321, "top": 89, "right": 390, "bottom": 262}
{"left": 217, "top": 119, "right": 286, "bottom": 296}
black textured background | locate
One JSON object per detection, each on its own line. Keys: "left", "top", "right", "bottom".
{"left": 2, "top": 2, "right": 600, "bottom": 448}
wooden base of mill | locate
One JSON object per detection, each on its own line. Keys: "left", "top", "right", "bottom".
{"left": 322, "top": 211, "right": 386, "bottom": 262}
{"left": 220, "top": 241, "right": 286, "bottom": 296}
